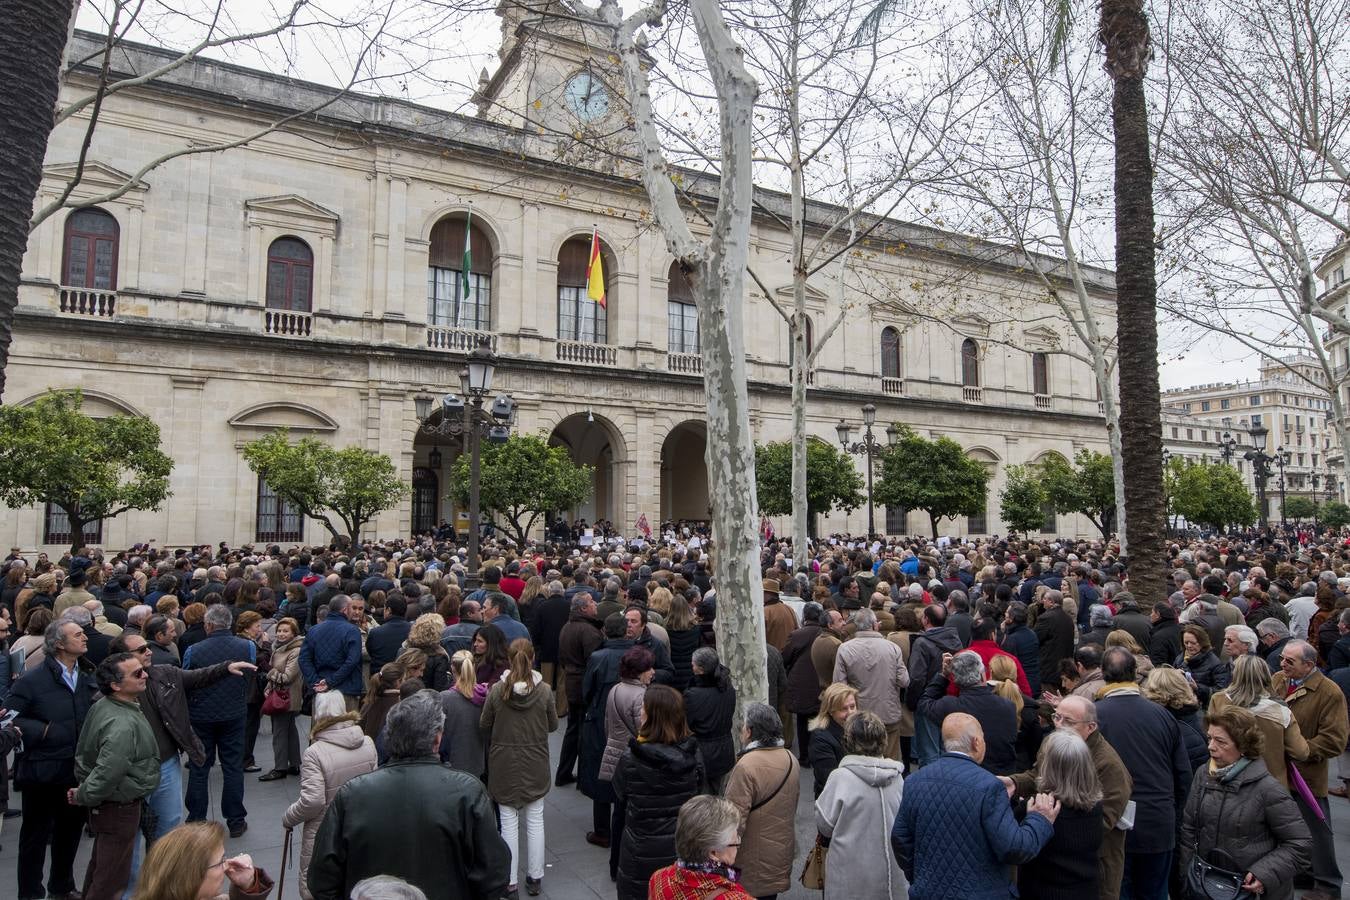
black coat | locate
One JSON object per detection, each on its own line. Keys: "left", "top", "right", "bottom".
{"left": 530, "top": 595, "right": 571, "bottom": 665}
{"left": 1096, "top": 689, "right": 1192, "bottom": 853}
{"left": 1148, "top": 620, "right": 1183, "bottom": 667}
{"left": 1017, "top": 801, "right": 1103, "bottom": 900}
{"left": 1112, "top": 610, "right": 1153, "bottom": 649}
{"left": 612, "top": 736, "right": 705, "bottom": 900}
{"left": 308, "top": 758, "right": 510, "bottom": 900}
{"left": 1170, "top": 704, "right": 1209, "bottom": 774}
{"left": 918, "top": 674, "right": 1020, "bottom": 775}
{"left": 365, "top": 617, "right": 411, "bottom": 671}
{"left": 666, "top": 626, "right": 702, "bottom": 692}
{"left": 9, "top": 655, "right": 99, "bottom": 787}
{"left": 683, "top": 665, "right": 737, "bottom": 785}
{"left": 1032, "top": 607, "right": 1075, "bottom": 681}
{"left": 808, "top": 720, "right": 844, "bottom": 798}
{"left": 1173, "top": 651, "right": 1230, "bottom": 705}
{"left": 783, "top": 624, "right": 825, "bottom": 714}
{"left": 81, "top": 623, "right": 113, "bottom": 666}
{"left": 1000, "top": 623, "right": 1042, "bottom": 695}
{"left": 579, "top": 638, "right": 635, "bottom": 801}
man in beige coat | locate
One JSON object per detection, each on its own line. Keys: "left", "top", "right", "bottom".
{"left": 833, "top": 609, "right": 910, "bottom": 760}
{"left": 725, "top": 704, "right": 800, "bottom": 899}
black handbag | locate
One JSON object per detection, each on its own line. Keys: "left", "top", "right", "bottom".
{"left": 1185, "top": 849, "right": 1256, "bottom": 900}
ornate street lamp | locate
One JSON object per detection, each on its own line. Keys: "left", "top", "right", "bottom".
{"left": 1244, "top": 423, "right": 1274, "bottom": 533}
{"left": 838, "top": 403, "right": 898, "bottom": 540}
{"left": 419, "top": 338, "right": 515, "bottom": 586}
{"left": 1217, "top": 431, "right": 1239, "bottom": 465}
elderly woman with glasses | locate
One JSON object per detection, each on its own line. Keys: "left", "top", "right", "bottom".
{"left": 647, "top": 796, "right": 752, "bottom": 900}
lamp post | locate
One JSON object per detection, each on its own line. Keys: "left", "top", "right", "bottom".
{"left": 1217, "top": 432, "right": 1239, "bottom": 465}
{"left": 837, "top": 403, "right": 898, "bottom": 541}
{"left": 419, "top": 338, "right": 515, "bottom": 587}
{"left": 1275, "top": 447, "right": 1290, "bottom": 529}
{"left": 1244, "top": 422, "right": 1276, "bottom": 534}
{"left": 1313, "top": 471, "right": 1321, "bottom": 530}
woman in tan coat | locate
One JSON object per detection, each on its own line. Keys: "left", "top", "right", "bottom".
{"left": 725, "top": 702, "right": 800, "bottom": 899}
{"left": 260, "top": 617, "right": 304, "bottom": 782}
{"left": 281, "top": 691, "right": 378, "bottom": 900}
{"left": 1210, "top": 654, "right": 1309, "bottom": 788}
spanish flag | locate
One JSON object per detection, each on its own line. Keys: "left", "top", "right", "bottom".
{"left": 585, "top": 227, "right": 606, "bottom": 309}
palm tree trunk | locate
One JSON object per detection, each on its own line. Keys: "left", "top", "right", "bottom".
{"left": 1101, "top": 0, "right": 1167, "bottom": 609}
{"left": 0, "top": 0, "right": 75, "bottom": 401}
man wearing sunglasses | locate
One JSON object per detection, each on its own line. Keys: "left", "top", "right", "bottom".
{"left": 69, "top": 651, "right": 159, "bottom": 900}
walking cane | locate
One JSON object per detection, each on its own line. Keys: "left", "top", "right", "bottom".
{"left": 277, "top": 827, "right": 293, "bottom": 899}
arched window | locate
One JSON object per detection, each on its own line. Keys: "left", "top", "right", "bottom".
{"left": 43, "top": 503, "right": 101, "bottom": 547}
{"left": 62, "top": 208, "right": 119, "bottom": 290}
{"left": 266, "top": 237, "right": 313, "bottom": 312}
{"left": 881, "top": 326, "right": 901, "bottom": 378}
{"left": 961, "top": 338, "right": 980, "bottom": 387}
{"left": 667, "top": 262, "right": 699, "bottom": 353}
{"left": 411, "top": 467, "right": 439, "bottom": 535}
{"left": 428, "top": 215, "right": 492, "bottom": 330}
{"left": 256, "top": 478, "right": 303, "bottom": 542}
{"left": 1033, "top": 352, "right": 1049, "bottom": 396}
{"left": 558, "top": 236, "right": 610, "bottom": 344}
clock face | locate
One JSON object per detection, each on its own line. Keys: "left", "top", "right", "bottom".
{"left": 564, "top": 72, "right": 610, "bottom": 122}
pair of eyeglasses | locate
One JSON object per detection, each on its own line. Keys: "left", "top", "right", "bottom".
{"left": 131, "top": 645, "right": 152, "bottom": 654}
{"left": 129, "top": 668, "right": 148, "bottom": 679}
{"left": 1051, "top": 713, "right": 1081, "bottom": 726}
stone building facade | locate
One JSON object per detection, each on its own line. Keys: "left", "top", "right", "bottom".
{"left": 2, "top": 13, "right": 1118, "bottom": 551}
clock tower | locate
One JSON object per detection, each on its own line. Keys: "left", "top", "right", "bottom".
{"left": 475, "top": 0, "right": 631, "bottom": 145}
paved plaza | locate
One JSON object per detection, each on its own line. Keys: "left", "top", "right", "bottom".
{"left": 3, "top": 716, "right": 1350, "bottom": 899}
{"left": 0, "top": 717, "right": 824, "bottom": 900}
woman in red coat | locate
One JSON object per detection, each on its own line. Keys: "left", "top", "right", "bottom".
{"left": 647, "top": 796, "right": 752, "bottom": 900}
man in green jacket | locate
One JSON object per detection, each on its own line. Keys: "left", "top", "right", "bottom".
{"left": 69, "top": 651, "right": 160, "bottom": 900}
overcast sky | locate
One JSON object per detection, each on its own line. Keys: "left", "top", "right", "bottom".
{"left": 73, "top": 0, "right": 1281, "bottom": 392}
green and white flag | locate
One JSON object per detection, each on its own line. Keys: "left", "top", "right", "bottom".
{"left": 458, "top": 207, "right": 472, "bottom": 327}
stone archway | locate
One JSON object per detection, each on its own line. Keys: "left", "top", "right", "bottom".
{"left": 548, "top": 412, "right": 627, "bottom": 526}
{"left": 660, "top": 420, "right": 709, "bottom": 524}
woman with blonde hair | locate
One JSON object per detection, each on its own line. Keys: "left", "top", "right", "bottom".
{"left": 1105, "top": 629, "right": 1153, "bottom": 677}
{"left": 1142, "top": 667, "right": 1208, "bottom": 772}
{"left": 439, "top": 649, "right": 487, "bottom": 777}
{"left": 407, "top": 612, "right": 450, "bottom": 691}
{"left": 648, "top": 586, "right": 674, "bottom": 620}
{"left": 481, "top": 639, "right": 558, "bottom": 897}
{"left": 393, "top": 647, "right": 427, "bottom": 685}
{"left": 1210, "top": 654, "right": 1309, "bottom": 788}
{"left": 281, "top": 692, "right": 377, "bottom": 900}
{"left": 133, "top": 821, "right": 273, "bottom": 900}
{"left": 518, "top": 575, "right": 545, "bottom": 634}
{"left": 1016, "top": 730, "right": 1103, "bottom": 898}
{"left": 808, "top": 682, "right": 858, "bottom": 797}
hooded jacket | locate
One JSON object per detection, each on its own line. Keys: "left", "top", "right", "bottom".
{"left": 282, "top": 714, "right": 377, "bottom": 900}
{"left": 481, "top": 670, "right": 558, "bottom": 808}
{"left": 612, "top": 736, "right": 705, "bottom": 900}
{"left": 815, "top": 754, "right": 907, "bottom": 900}
{"left": 904, "top": 626, "right": 963, "bottom": 710}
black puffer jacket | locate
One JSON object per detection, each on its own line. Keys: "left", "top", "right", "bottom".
{"left": 9, "top": 655, "right": 99, "bottom": 787}
{"left": 612, "top": 736, "right": 705, "bottom": 900}
{"left": 1174, "top": 651, "right": 1230, "bottom": 705}
{"left": 666, "top": 626, "right": 702, "bottom": 692}
{"left": 1169, "top": 704, "right": 1209, "bottom": 774}
{"left": 683, "top": 665, "right": 736, "bottom": 784}
{"left": 1179, "top": 757, "right": 1311, "bottom": 900}
{"left": 808, "top": 719, "right": 844, "bottom": 798}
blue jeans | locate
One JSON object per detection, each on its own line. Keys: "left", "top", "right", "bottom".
{"left": 185, "top": 718, "right": 247, "bottom": 828}
{"left": 1121, "top": 849, "right": 1172, "bottom": 900}
{"left": 124, "top": 756, "right": 183, "bottom": 899}
{"left": 913, "top": 714, "right": 941, "bottom": 767}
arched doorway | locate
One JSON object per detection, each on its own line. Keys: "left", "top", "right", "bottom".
{"left": 548, "top": 412, "right": 626, "bottom": 527}
{"left": 412, "top": 407, "right": 461, "bottom": 538}
{"left": 661, "top": 421, "right": 709, "bottom": 524}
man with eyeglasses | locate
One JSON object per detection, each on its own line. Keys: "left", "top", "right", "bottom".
{"left": 1001, "top": 694, "right": 1133, "bottom": 900}
{"left": 69, "top": 651, "right": 159, "bottom": 900}
{"left": 1271, "top": 639, "right": 1348, "bottom": 900}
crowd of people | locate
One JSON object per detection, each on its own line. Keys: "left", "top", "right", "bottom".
{"left": 0, "top": 528, "right": 1348, "bottom": 900}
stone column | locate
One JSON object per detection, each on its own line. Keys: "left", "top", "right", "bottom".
{"left": 166, "top": 375, "right": 207, "bottom": 542}
{"left": 180, "top": 151, "right": 212, "bottom": 295}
